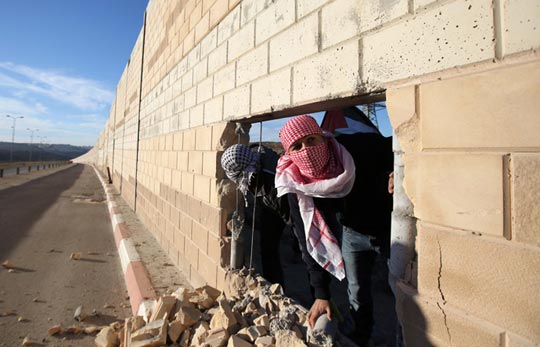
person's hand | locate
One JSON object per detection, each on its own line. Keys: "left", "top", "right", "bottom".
{"left": 307, "top": 299, "right": 332, "bottom": 329}
{"left": 388, "top": 171, "right": 394, "bottom": 194}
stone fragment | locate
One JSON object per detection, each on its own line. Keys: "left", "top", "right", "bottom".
{"left": 227, "top": 335, "right": 254, "bottom": 347}
{"left": 254, "top": 335, "right": 275, "bottom": 347}
{"left": 178, "top": 329, "right": 190, "bottom": 347}
{"left": 1, "top": 310, "right": 16, "bottom": 316}
{"left": 17, "top": 316, "right": 29, "bottom": 322}
{"left": 210, "top": 298, "right": 238, "bottom": 333}
{"left": 129, "top": 318, "right": 167, "bottom": 347}
{"left": 70, "top": 252, "right": 82, "bottom": 260}
{"left": 130, "top": 316, "right": 146, "bottom": 332}
{"left": 268, "top": 284, "right": 283, "bottom": 296}
{"left": 168, "top": 320, "right": 188, "bottom": 342}
{"left": 21, "top": 337, "right": 35, "bottom": 346}
{"left": 175, "top": 306, "right": 202, "bottom": 326}
{"left": 8, "top": 269, "right": 16, "bottom": 273}
{"left": 84, "top": 325, "right": 101, "bottom": 335}
{"left": 253, "top": 314, "right": 269, "bottom": 329}
{"left": 65, "top": 325, "right": 83, "bottom": 334}
{"left": 205, "top": 328, "right": 230, "bottom": 347}
{"left": 190, "top": 286, "right": 221, "bottom": 309}
{"left": 247, "top": 325, "right": 268, "bottom": 342}
{"left": 2, "top": 261, "right": 14, "bottom": 269}
{"left": 172, "top": 287, "right": 193, "bottom": 307}
{"left": 224, "top": 271, "right": 246, "bottom": 298}
{"left": 95, "top": 327, "right": 120, "bottom": 347}
{"left": 74, "top": 305, "right": 85, "bottom": 322}
{"left": 149, "top": 295, "right": 176, "bottom": 322}
{"left": 103, "top": 303, "right": 115, "bottom": 309}
{"left": 191, "top": 321, "right": 210, "bottom": 345}
{"left": 48, "top": 324, "right": 63, "bottom": 336}
{"left": 274, "top": 330, "right": 306, "bottom": 347}
{"left": 235, "top": 327, "right": 250, "bottom": 341}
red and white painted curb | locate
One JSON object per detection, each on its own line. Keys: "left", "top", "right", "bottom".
{"left": 93, "top": 166, "right": 156, "bottom": 318}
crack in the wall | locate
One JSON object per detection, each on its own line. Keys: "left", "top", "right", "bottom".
{"left": 436, "top": 239, "right": 451, "bottom": 343}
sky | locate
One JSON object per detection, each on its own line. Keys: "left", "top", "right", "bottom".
{"left": 249, "top": 106, "right": 393, "bottom": 142}
{"left": 0, "top": 1, "right": 149, "bottom": 146}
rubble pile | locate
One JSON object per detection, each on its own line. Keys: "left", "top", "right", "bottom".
{"left": 86, "top": 268, "right": 342, "bottom": 347}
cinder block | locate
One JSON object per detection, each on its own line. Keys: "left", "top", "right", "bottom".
{"left": 173, "top": 133, "right": 183, "bottom": 151}
{"left": 183, "top": 29, "right": 196, "bottom": 56}
{"left": 196, "top": 126, "right": 213, "bottom": 151}
{"left": 269, "top": 13, "right": 318, "bottom": 72}
{"left": 416, "top": 224, "right": 540, "bottom": 342}
{"left": 210, "top": 0, "right": 229, "bottom": 28}
{"left": 228, "top": 21, "right": 255, "bottom": 61}
{"left": 195, "top": 11, "right": 210, "bottom": 43}
{"left": 202, "top": 151, "right": 219, "bottom": 177}
{"left": 172, "top": 169, "right": 182, "bottom": 191}
{"left": 404, "top": 153, "right": 503, "bottom": 236}
{"left": 507, "top": 332, "right": 539, "bottom": 347}
{"left": 197, "top": 76, "right": 214, "bottom": 103}
{"left": 217, "top": 5, "right": 240, "bottom": 44}
{"left": 321, "top": 0, "right": 407, "bottom": 49}
{"left": 421, "top": 61, "right": 540, "bottom": 149}
{"left": 189, "top": 2, "right": 203, "bottom": 31}
{"left": 396, "top": 281, "right": 503, "bottom": 347}
{"left": 193, "top": 58, "right": 209, "bottom": 84}
{"left": 185, "top": 239, "right": 199, "bottom": 269}
{"left": 198, "top": 251, "right": 218, "bottom": 287}
{"left": 207, "top": 232, "right": 223, "bottom": 266}
{"left": 511, "top": 153, "right": 540, "bottom": 247}
{"left": 503, "top": 0, "right": 540, "bottom": 55}
{"left": 203, "top": 0, "right": 217, "bottom": 13}
{"left": 178, "top": 110, "right": 190, "bottom": 130}
{"left": 204, "top": 96, "right": 224, "bottom": 124}
{"left": 179, "top": 211, "right": 193, "bottom": 237}
{"left": 239, "top": 0, "right": 271, "bottom": 25}
{"left": 297, "top": 0, "right": 327, "bottom": 19}
{"left": 213, "top": 62, "right": 236, "bottom": 96}
{"left": 255, "top": 0, "right": 295, "bottom": 45}
{"left": 292, "top": 39, "right": 359, "bottom": 105}
{"left": 223, "top": 84, "right": 250, "bottom": 120}
{"left": 176, "top": 152, "right": 189, "bottom": 171}
{"left": 192, "top": 221, "right": 209, "bottom": 253}
{"left": 251, "top": 67, "right": 291, "bottom": 114}
{"left": 194, "top": 174, "right": 212, "bottom": 202}
{"left": 185, "top": 86, "right": 197, "bottom": 109}
{"left": 236, "top": 43, "right": 268, "bottom": 86}
{"left": 208, "top": 42, "right": 228, "bottom": 74}
{"left": 386, "top": 85, "right": 415, "bottom": 131}
{"left": 181, "top": 171, "right": 195, "bottom": 195}
{"left": 362, "top": 0, "right": 494, "bottom": 84}
{"left": 190, "top": 103, "right": 204, "bottom": 128}
{"left": 188, "top": 151, "right": 203, "bottom": 174}
{"left": 200, "top": 27, "right": 218, "bottom": 58}
{"left": 182, "top": 70, "right": 194, "bottom": 92}
{"left": 174, "top": 231, "right": 185, "bottom": 257}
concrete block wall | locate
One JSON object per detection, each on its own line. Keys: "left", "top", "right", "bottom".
{"left": 81, "top": 0, "right": 540, "bottom": 344}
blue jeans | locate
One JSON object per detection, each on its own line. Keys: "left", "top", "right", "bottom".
{"left": 341, "top": 226, "right": 378, "bottom": 343}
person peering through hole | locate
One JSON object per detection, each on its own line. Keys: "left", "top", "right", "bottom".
{"left": 275, "top": 114, "right": 394, "bottom": 346}
{"left": 220, "top": 141, "right": 291, "bottom": 286}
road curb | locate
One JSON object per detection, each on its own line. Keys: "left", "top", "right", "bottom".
{"left": 92, "top": 166, "right": 156, "bottom": 317}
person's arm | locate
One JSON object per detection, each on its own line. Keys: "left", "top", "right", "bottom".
{"left": 287, "top": 193, "right": 333, "bottom": 328}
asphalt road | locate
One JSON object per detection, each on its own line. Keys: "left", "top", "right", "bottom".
{"left": 0, "top": 164, "right": 131, "bottom": 346}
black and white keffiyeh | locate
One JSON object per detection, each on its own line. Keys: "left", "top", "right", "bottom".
{"left": 221, "top": 144, "right": 260, "bottom": 197}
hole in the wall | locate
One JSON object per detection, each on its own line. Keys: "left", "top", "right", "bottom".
{"left": 226, "top": 100, "right": 398, "bottom": 344}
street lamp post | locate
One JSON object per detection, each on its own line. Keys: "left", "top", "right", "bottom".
{"left": 27, "top": 128, "right": 39, "bottom": 161}
{"left": 6, "top": 115, "right": 24, "bottom": 162}
{"left": 38, "top": 135, "right": 47, "bottom": 161}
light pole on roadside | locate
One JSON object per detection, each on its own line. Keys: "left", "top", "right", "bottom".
{"left": 27, "top": 128, "right": 39, "bottom": 161}
{"left": 6, "top": 115, "right": 24, "bottom": 162}
{"left": 38, "top": 135, "right": 47, "bottom": 161}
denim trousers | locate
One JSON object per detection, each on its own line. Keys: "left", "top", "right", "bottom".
{"left": 341, "top": 225, "right": 378, "bottom": 343}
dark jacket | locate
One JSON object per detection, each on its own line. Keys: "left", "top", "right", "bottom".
{"left": 288, "top": 133, "right": 393, "bottom": 300}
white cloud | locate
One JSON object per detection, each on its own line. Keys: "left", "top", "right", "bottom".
{"left": 0, "top": 62, "right": 114, "bottom": 111}
{"left": 0, "top": 96, "right": 49, "bottom": 117}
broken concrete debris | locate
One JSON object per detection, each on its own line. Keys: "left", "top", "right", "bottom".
{"left": 70, "top": 252, "right": 82, "bottom": 260}
{"left": 2, "top": 260, "right": 14, "bottom": 269}
{"left": 85, "top": 269, "right": 341, "bottom": 347}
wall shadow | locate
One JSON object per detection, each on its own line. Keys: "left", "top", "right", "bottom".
{"left": 0, "top": 164, "right": 84, "bottom": 259}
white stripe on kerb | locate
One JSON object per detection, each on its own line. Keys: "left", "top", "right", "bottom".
{"left": 112, "top": 214, "right": 124, "bottom": 227}
{"left": 118, "top": 238, "right": 141, "bottom": 273}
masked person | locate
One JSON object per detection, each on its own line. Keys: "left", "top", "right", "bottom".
{"left": 275, "top": 115, "right": 393, "bottom": 346}
{"left": 221, "top": 143, "right": 290, "bottom": 285}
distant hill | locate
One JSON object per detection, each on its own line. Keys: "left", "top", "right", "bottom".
{"left": 0, "top": 141, "right": 91, "bottom": 162}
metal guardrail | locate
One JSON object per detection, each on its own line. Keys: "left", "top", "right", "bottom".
{"left": 0, "top": 161, "right": 71, "bottom": 178}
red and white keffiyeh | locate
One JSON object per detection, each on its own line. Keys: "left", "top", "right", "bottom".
{"left": 275, "top": 115, "right": 356, "bottom": 280}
